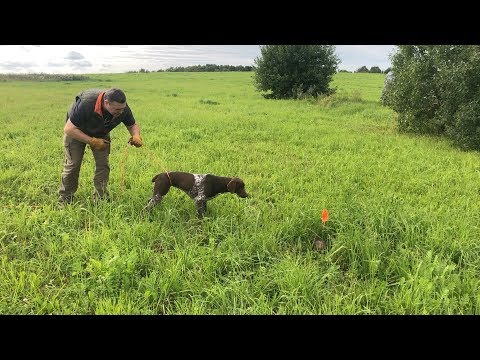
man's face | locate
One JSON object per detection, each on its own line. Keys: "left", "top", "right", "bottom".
{"left": 104, "top": 99, "right": 126, "bottom": 117}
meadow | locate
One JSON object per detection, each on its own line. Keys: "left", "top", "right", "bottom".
{"left": 1, "top": 71, "right": 480, "bottom": 314}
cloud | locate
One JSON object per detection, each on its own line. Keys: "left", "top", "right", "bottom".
{"left": 0, "top": 61, "right": 36, "bottom": 71}
{"left": 65, "top": 51, "right": 85, "bottom": 60}
{"left": 71, "top": 60, "right": 93, "bottom": 70}
{"left": 47, "top": 61, "right": 67, "bottom": 68}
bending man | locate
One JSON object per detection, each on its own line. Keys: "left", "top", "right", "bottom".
{"left": 58, "top": 88, "right": 142, "bottom": 205}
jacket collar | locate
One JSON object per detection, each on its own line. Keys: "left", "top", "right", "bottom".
{"left": 94, "top": 91, "right": 106, "bottom": 116}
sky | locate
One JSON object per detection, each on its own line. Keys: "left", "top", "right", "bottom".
{"left": 0, "top": 45, "right": 396, "bottom": 74}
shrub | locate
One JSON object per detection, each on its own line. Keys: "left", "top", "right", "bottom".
{"left": 253, "top": 45, "right": 339, "bottom": 99}
{"left": 448, "top": 100, "right": 480, "bottom": 150}
{"left": 385, "top": 45, "right": 480, "bottom": 149}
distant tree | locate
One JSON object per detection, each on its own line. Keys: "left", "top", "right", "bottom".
{"left": 369, "top": 66, "right": 382, "bottom": 73}
{"left": 355, "top": 66, "right": 369, "bottom": 73}
{"left": 384, "top": 67, "right": 392, "bottom": 74}
{"left": 253, "top": 45, "right": 339, "bottom": 99}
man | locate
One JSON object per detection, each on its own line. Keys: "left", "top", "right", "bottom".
{"left": 58, "top": 88, "right": 142, "bottom": 205}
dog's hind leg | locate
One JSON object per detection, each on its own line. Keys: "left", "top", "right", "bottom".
{"left": 144, "top": 194, "right": 163, "bottom": 211}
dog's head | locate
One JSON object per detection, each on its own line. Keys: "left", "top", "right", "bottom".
{"left": 227, "top": 177, "right": 249, "bottom": 198}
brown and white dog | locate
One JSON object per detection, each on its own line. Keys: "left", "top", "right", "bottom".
{"left": 144, "top": 171, "right": 248, "bottom": 218}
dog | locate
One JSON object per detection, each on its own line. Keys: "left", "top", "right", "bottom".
{"left": 144, "top": 171, "right": 248, "bottom": 218}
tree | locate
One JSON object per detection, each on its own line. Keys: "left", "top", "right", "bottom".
{"left": 385, "top": 45, "right": 480, "bottom": 150}
{"left": 369, "top": 66, "right": 382, "bottom": 73}
{"left": 355, "top": 66, "right": 369, "bottom": 73}
{"left": 253, "top": 45, "right": 339, "bottom": 99}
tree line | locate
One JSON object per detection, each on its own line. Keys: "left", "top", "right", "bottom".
{"left": 339, "top": 66, "right": 391, "bottom": 74}
{"left": 130, "top": 65, "right": 391, "bottom": 74}
{"left": 128, "top": 64, "right": 254, "bottom": 73}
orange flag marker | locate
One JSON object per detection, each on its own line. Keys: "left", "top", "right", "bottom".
{"left": 321, "top": 209, "right": 329, "bottom": 224}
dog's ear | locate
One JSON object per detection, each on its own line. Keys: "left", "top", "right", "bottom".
{"left": 152, "top": 174, "right": 159, "bottom": 183}
{"left": 230, "top": 177, "right": 248, "bottom": 198}
{"left": 227, "top": 177, "right": 246, "bottom": 193}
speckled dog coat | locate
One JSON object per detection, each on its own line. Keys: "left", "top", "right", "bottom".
{"left": 145, "top": 171, "right": 248, "bottom": 218}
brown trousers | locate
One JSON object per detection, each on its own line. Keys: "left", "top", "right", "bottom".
{"left": 58, "top": 134, "right": 111, "bottom": 200}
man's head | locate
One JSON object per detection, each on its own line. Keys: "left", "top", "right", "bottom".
{"left": 104, "top": 88, "right": 127, "bottom": 117}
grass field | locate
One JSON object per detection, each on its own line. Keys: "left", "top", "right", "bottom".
{"left": 1, "top": 71, "right": 480, "bottom": 314}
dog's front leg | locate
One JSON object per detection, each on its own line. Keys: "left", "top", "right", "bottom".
{"left": 196, "top": 200, "right": 207, "bottom": 219}
{"left": 144, "top": 194, "right": 163, "bottom": 211}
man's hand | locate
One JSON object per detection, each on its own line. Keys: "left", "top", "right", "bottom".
{"left": 129, "top": 134, "right": 143, "bottom": 147}
{"left": 89, "top": 137, "right": 109, "bottom": 151}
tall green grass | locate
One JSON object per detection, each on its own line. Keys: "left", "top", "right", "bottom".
{"left": 1, "top": 71, "right": 479, "bottom": 314}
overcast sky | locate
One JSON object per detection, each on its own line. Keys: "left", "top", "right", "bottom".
{"left": 0, "top": 45, "right": 396, "bottom": 74}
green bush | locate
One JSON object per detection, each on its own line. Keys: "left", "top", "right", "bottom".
{"left": 449, "top": 100, "right": 480, "bottom": 150}
{"left": 385, "top": 45, "right": 480, "bottom": 150}
{"left": 253, "top": 45, "right": 339, "bottom": 99}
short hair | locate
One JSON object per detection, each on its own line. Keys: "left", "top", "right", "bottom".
{"left": 105, "top": 88, "right": 126, "bottom": 103}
